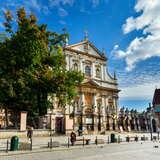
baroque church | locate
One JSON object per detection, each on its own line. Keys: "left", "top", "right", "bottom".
{"left": 0, "top": 35, "right": 120, "bottom": 135}
{"left": 48, "top": 35, "right": 120, "bottom": 135}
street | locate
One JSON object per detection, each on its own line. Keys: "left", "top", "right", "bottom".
{"left": 1, "top": 141, "right": 160, "bottom": 160}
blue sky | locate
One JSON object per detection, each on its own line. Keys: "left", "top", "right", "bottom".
{"left": 0, "top": 0, "right": 160, "bottom": 111}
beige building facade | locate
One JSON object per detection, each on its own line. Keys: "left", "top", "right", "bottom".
{"left": 49, "top": 37, "right": 120, "bottom": 135}
{"left": 0, "top": 37, "right": 120, "bottom": 134}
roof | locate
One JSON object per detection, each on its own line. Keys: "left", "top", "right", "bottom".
{"left": 64, "top": 40, "right": 107, "bottom": 61}
{"left": 152, "top": 89, "right": 160, "bottom": 106}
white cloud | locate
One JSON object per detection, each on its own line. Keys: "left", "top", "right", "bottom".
{"left": 58, "top": 8, "right": 68, "bottom": 17}
{"left": 120, "top": 82, "right": 160, "bottom": 100}
{"left": 0, "top": 0, "right": 50, "bottom": 16}
{"left": 59, "top": 20, "right": 66, "bottom": 25}
{"left": 49, "top": 0, "right": 74, "bottom": 7}
{"left": 42, "top": 6, "right": 51, "bottom": 15}
{"left": 91, "top": 0, "right": 100, "bottom": 7}
{"left": 114, "top": 0, "right": 160, "bottom": 71}
{"left": 49, "top": 0, "right": 74, "bottom": 17}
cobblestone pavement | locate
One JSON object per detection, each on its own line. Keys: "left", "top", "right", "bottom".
{"left": 1, "top": 141, "right": 160, "bottom": 160}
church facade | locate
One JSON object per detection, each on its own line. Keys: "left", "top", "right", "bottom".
{"left": 0, "top": 37, "right": 120, "bottom": 135}
{"left": 49, "top": 37, "right": 120, "bottom": 135}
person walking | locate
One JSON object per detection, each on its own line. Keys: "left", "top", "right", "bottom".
{"left": 27, "top": 126, "right": 33, "bottom": 141}
{"left": 70, "top": 131, "right": 76, "bottom": 146}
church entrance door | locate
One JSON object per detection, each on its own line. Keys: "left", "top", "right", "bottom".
{"left": 55, "top": 117, "right": 65, "bottom": 134}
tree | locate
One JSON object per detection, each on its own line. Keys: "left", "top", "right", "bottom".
{"left": 0, "top": 8, "right": 83, "bottom": 128}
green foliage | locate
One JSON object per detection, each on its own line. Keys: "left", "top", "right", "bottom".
{"left": 0, "top": 8, "right": 83, "bottom": 122}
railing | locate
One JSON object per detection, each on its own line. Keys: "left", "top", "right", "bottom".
{"left": 0, "top": 134, "right": 159, "bottom": 153}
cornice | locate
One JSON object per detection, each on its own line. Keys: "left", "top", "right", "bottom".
{"left": 64, "top": 47, "right": 107, "bottom": 61}
{"left": 79, "top": 83, "right": 120, "bottom": 93}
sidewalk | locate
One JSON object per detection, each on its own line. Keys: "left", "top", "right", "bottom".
{"left": 0, "top": 142, "right": 106, "bottom": 157}
{"left": 0, "top": 132, "right": 158, "bottom": 156}
{"left": 1, "top": 140, "right": 155, "bottom": 157}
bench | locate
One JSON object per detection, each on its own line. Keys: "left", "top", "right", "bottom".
{"left": 76, "top": 138, "right": 91, "bottom": 145}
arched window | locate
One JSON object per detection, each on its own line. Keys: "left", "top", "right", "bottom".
{"left": 96, "top": 68, "right": 101, "bottom": 78}
{"left": 85, "top": 66, "right": 91, "bottom": 76}
{"left": 73, "top": 63, "right": 78, "bottom": 71}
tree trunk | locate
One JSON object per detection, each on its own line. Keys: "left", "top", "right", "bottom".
{"left": 13, "top": 112, "right": 19, "bottom": 129}
{"left": 4, "top": 107, "right": 9, "bottom": 128}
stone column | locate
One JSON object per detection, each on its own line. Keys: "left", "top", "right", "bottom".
{"left": 128, "top": 117, "right": 131, "bottom": 131}
{"left": 103, "top": 64, "right": 106, "bottom": 81}
{"left": 69, "top": 56, "right": 73, "bottom": 70}
{"left": 51, "top": 114, "right": 55, "bottom": 131}
{"left": 133, "top": 118, "right": 137, "bottom": 131}
{"left": 137, "top": 119, "right": 141, "bottom": 131}
{"left": 101, "top": 64, "right": 104, "bottom": 80}
{"left": 123, "top": 118, "right": 126, "bottom": 131}
{"left": 94, "top": 115, "right": 98, "bottom": 133}
{"left": 101, "top": 96, "right": 105, "bottom": 115}
{"left": 101, "top": 96, "right": 106, "bottom": 131}
{"left": 92, "top": 62, "right": 95, "bottom": 78}
{"left": 65, "top": 55, "right": 69, "bottom": 70}
{"left": 109, "top": 117, "right": 113, "bottom": 130}
{"left": 93, "top": 93, "right": 97, "bottom": 113}
{"left": 80, "top": 58, "right": 84, "bottom": 73}
{"left": 51, "top": 114, "right": 56, "bottom": 134}
{"left": 80, "top": 93, "right": 85, "bottom": 106}
{"left": 145, "top": 119, "right": 149, "bottom": 131}
{"left": 93, "top": 93, "right": 98, "bottom": 132}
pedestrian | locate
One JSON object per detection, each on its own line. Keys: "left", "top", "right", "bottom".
{"left": 27, "top": 126, "right": 33, "bottom": 141}
{"left": 70, "top": 131, "right": 76, "bottom": 146}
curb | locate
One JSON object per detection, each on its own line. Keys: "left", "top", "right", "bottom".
{"left": 0, "top": 141, "right": 151, "bottom": 157}
{"left": 0, "top": 144, "right": 105, "bottom": 157}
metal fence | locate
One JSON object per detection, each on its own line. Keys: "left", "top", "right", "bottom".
{"left": 0, "top": 134, "right": 159, "bottom": 153}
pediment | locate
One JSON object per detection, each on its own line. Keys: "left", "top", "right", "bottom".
{"left": 82, "top": 79, "right": 100, "bottom": 87}
{"left": 65, "top": 40, "right": 106, "bottom": 59}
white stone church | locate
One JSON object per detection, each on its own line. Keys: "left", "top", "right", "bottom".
{"left": 48, "top": 36, "right": 120, "bottom": 135}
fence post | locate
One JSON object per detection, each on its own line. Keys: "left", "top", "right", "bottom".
{"left": 83, "top": 137, "right": 85, "bottom": 147}
{"left": 67, "top": 137, "right": 70, "bottom": 148}
{"left": 6, "top": 139, "right": 9, "bottom": 153}
{"left": 118, "top": 135, "right": 120, "bottom": 143}
{"left": 95, "top": 136, "right": 98, "bottom": 145}
{"left": 50, "top": 138, "right": 52, "bottom": 149}
{"left": 30, "top": 138, "right": 32, "bottom": 151}
{"left": 108, "top": 136, "right": 110, "bottom": 144}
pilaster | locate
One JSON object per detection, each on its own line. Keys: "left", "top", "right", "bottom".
{"left": 92, "top": 62, "right": 95, "bottom": 78}
{"left": 93, "top": 93, "right": 97, "bottom": 113}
